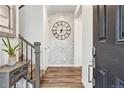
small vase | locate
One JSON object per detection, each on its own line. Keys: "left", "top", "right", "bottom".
{"left": 8, "top": 55, "right": 16, "bottom": 66}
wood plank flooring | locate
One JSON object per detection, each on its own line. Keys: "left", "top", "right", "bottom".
{"left": 28, "top": 64, "right": 45, "bottom": 81}
{"left": 40, "top": 67, "right": 84, "bottom": 88}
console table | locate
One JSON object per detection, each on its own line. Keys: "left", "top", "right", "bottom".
{"left": 0, "top": 61, "right": 29, "bottom": 88}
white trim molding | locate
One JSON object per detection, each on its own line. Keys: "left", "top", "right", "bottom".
{"left": 48, "top": 65, "right": 76, "bottom": 67}
{"left": 74, "top": 5, "right": 82, "bottom": 18}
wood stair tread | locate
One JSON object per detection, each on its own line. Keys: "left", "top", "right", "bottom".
{"left": 45, "top": 72, "right": 81, "bottom": 76}
{"left": 47, "top": 67, "right": 82, "bottom": 69}
{"left": 42, "top": 77, "right": 81, "bottom": 80}
{"left": 41, "top": 80, "right": 81, "bottom": 83}
{"left": 42, "top": 77, "right": 81, "bottom": 83}
{"left": 41, "top": 83, "right": 83, "bottom": 88}
{"left": 41, "top": 82, "right": 82, "bottom": 84}
{"left": 30, "top": 69, "right": 44, "bottom": 81}
{"left": 28, "top": 64, "right": 45, "bottom": 81}
{"left": 41, "top": 67, "right": 83, "bottom": 88}
{"left": 43, "top": 75, "right": 81, "bottom": 78}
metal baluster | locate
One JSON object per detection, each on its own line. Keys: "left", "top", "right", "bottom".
{"left": 31, "top": 47, "right": 33, "bottom": 80}
{"left": 26, "top": 43, "right": 28, "bottom": 61}
{"left": 21, "top": 40, "right": 23, "bottom": 61}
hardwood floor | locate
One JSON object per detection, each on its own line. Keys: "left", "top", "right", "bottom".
{"left": 40, "top": 67, "right": 84, "bottom": 88}
{"left": 28, "top": 64, "right": 45, "bottom": 81}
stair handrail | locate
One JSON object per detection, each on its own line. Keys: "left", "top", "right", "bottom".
{"left": 19, "top": 34, "right": 41, "bottom": 88}
{"left": 19, "top": 34, "right": 35, "bottom": 48}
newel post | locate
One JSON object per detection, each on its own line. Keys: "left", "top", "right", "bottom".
{"left": 34, "top": 42, "right": 41, "bottom": 88}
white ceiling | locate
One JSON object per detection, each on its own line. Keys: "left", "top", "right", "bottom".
{"left": 46, "top": 5, "right": 77, "bottom": 15}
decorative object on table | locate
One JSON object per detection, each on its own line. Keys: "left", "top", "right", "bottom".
{"left": 2, "top": 37, "right": 21, "bottom": 66}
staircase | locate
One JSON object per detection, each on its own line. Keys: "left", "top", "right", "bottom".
{"left": 28, "top": 65, "right": 45, "bottom": 81}
{"left": 19, "top": 34, "right": 83, "bottom": 88}
{"left": 41, "top": 67, "right": 84, "bottom": 88}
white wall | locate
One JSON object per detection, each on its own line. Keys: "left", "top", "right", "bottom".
{"left": 48, "top": 13, "right": 74, "bottom": 66}
{"left": 42, "top": 6, "right": 49, "bottom": 70}
{"left": 19, "top": 5, "right": 44, "bottom": 67}
{"left": 82, "top": 5, "right": 93, "bottom": 88}
{"left": 19, "top": 5, "right": 43, "bottom": 43}
{"left": 74, "top": 6, "right": 83, "bottom": 67}
{"left": 0, "top": 6, "right": 19, "bottom": 66}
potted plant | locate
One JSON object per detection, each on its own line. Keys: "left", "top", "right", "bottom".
{"left": 2, "top": 37, "right": 21, "bottom": 66}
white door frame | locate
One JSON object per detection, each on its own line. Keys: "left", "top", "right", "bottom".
{"left": 81, "top": 5, "right": 93, "bottom": 88}
{"left": 74, "top": 5, "right": 93, "bottom": 88}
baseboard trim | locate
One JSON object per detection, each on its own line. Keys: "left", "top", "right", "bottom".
{"left": 82, "top": 78, "right": 86, "bottom": 88}
{"left": 48, "top": 65, "right": 76, "bottom": 67}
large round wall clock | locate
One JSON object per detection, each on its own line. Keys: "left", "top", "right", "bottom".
{"left": 52, "top": 21, "right": 71, "bottom": 40}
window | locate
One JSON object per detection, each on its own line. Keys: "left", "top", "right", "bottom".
{"left": 97, "top": 5, "right": 107, "bottom": 42}
{"left": 0, "top": 5, "right": 16, "bottom": 38}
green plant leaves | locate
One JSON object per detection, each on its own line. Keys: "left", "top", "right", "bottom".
{"left": 2, "top": 39, "right": 8, "bottom": 48}
{"left": 2, "top": 49, "right": 10, "bottom": 54}
{"left": 13, "top": 43, "right": 21, "bottom": 51}
{"left": 2, "top": 37, "right": 21, "bottom": 56}
{"left": 7, "top": 37, "right": 12, "bottom": 50}
{"left": 15, "top": 48, "right": 21, "bottom": 52}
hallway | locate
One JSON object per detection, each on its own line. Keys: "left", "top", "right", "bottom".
{"left": 41, "top": 67, "right": 84, "bottom": 88}
{"left": 19, "top": 5, "right": 93, "bottom": 88}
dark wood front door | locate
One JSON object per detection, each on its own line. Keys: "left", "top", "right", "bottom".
{"left": 93, "top": 5, "right": 124, "bottom": 88}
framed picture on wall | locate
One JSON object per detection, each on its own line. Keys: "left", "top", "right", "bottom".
{"left": 0, "top": 5, "right": 16, "bottom": 38}
{"left": 97, "top": 5, "right": 107, "bottom": 42}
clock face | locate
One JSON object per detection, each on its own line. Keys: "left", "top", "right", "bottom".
{"left": 52, "top": 21, "right": 71, "bottom": 40}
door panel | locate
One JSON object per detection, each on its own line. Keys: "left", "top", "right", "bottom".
{"left": 93, "top": 5, "right": 124, "bottom": 88}
{"left": 96, "top": 66, "right": 107, "bottom": 88}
